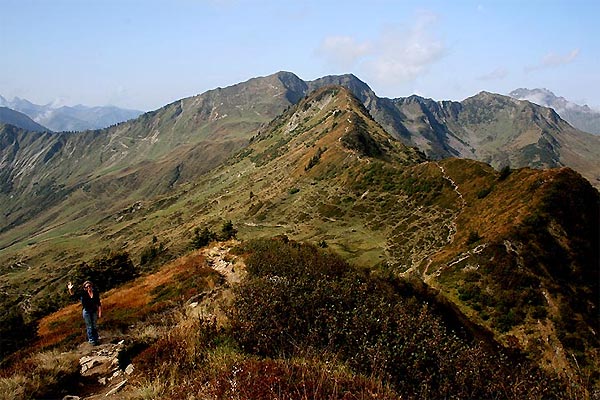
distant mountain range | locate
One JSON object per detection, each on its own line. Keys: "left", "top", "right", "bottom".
{"left": 0, "top": 95, "right": 143, "bottom": 132}
{"left": 0, "top": 107, "right": 49, "bottom": 132}
{"left": 509, "top": 88, "right": 600, "bottom": 135}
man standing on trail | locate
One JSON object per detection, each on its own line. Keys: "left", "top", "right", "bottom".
{"left": 67, "top": 280, "right": 102, "bottom": 346}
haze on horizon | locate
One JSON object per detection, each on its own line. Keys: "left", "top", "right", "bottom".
{"left": 1, "top": 0, "right": 598, "bottom": 112}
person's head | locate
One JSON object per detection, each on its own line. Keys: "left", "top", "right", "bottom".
{"left": 83, "top": 281, "right": 93, "bottom": 290}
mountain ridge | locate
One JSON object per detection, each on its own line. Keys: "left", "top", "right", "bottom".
{"left": 3, "top": 73, "right": 598, "bottom": 186}
{"left": 303, "top": 74, "right": 599, "bottom": 187}
{"left": 0, "top": 82, "right": 598, "bottom": 395}
{"left": 0, "top": 108, "right": 50, "bottom": 132}
{"left": 1, "top": 71, "right": 599, "bottom": 256}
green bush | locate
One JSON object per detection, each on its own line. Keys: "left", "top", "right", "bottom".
{"left": 219, "top": 220, "right": 237, "bottom": 241}
{"left": 0, "top": 306, "right": 36, "bottom": 361}
{"left": 477, "top": 187, "right": 492, "bottom": 198}
{"left": 494, "top": 309, "right": 525, "bottom": 333}
{"left": 229, "top": 238, "right": 565, "bottom": 398}
{"left": 467, "top": 231, "right": 481, "bottom": 245}
{"left": 191, "top": 227, "right": 216, "bottom": 249}
{"left": 458, "top": 282, "right": 481, "bottom": 302}
{"left": 498, "top": 165, "right": 511, "bottom": 181}
{"left": 140, "top": 236, "right": 167, "bottom": 268}
{"left": 305, "top": 147, "right": 325, "bottom": 171}
{"left": 72, "top": 251, "right": 137, "bottom": 292}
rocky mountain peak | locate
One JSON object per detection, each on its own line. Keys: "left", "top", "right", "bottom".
{"left": 509, "top": 88, "right": 600, "bottom": 135}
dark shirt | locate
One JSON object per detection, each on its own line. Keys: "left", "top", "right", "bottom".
{"left": 73, "top": 288, "right": 101, "bottom": 313}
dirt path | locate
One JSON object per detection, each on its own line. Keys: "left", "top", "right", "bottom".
{"left": 203, "top": 241, "right": 246, "bottom": 285}
{"left": 184, "top": 242, "right": 246, "bottom": 324}
{"left": 435, "top": 162, "right": 465, "bottom": 208}
{"left": 418, "top": 163, "right": 468, "bottom": 282}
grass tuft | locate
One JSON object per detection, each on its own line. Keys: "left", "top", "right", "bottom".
{"left": 0, "top": 350, "right": 79, "bottom": 400}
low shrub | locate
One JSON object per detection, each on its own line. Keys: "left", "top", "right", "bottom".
{"left": 191, "top": 221, "right": 237, "bottom": 249}
{"left": 498, "top": 165, "right": 512, "bottom": 181}
{"left": 0, "top": 306, "right": 36, "bottom": 362}
{"left": 229, "top": 238, "right": 566, "bottom": 398}
{"left": 140, "top": 236, "right": 169, "bottom": 268}
{"left": 305, "top": 146, "right": 325, "bottom": 171}
{"left": 205, "top": 356, "right": 399, "bottom": 400}
{"left": 219, "top": 220, "right": 237, "bottom": 241}
{"left": 134, "top": 311, "right": 399, "bottom": 399}
{"left": 467, "top": 230, "right": 481, "bottom": 245}
{"left": 72, "top": 251, "right": 137, "bottom": 293}
{"left": 190, "top": 227, "right": 216, "bottom": 249}
{"left": 477, "top": 187, "right": 492, "bottom": 198}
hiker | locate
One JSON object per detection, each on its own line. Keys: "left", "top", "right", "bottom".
{"left": 67, "top": 280, "right": 102, "bottom": 345}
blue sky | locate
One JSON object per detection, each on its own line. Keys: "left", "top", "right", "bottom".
{"left": 1, "top": 0, "right": 597, "bottom": 111}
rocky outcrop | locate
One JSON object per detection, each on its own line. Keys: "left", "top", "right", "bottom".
{"left": 61, "top": 340, "right": 135, "bottom": 399}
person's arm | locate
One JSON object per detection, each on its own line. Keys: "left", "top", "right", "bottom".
{"left": 67, "top": 282, "right": 81, "bottom": 302}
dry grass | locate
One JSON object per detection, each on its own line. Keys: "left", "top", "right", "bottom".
{"left": 201, "top": 355, "right": 400, "bottom": 400}
{"left": 35, "top": 250, "right": 214, "bottom": 350}
{"left": 0, "top": 349, "right": 79, "bottom": 400}
{"left": 0, "top": 375, "right": 28, "bottom": 400}
{"left": 1, "top": 247, "right": 225, "bottom": 399}
{"left": 122, "top": 378, "right": 167, "bottom": 400}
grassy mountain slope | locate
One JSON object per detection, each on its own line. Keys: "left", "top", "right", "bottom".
{"left": 454, "top": 92, "right": 600, "bottom": 175}
{"left": 3, "top": 239, "right": 571, "bottom": 399}
{"left": 0, "top": 72, "right": 308, "bottom": 248}
{"left": 2, "top": 72, "right": 598, "bottom": 250}
{"left": 4, "top": 85, "right": 597, "bottom": 376}
{"left": 417, "top": 160, "right": 599, "bottom": 376}
{"left": 0, "top": 81, "right": 598, "bottom": 394}
{"left": 2, "top": 73, "right": 599, "bottom": 192}
{"left": 304, "top": 74, "right": 600, "bottom": 189}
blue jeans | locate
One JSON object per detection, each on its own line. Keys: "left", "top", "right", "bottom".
{"left": 83, "top": 309, "right": 99, "bottom": 344}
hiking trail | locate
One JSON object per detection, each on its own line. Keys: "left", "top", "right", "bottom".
{"left": 60, "top": 242, "right": 245, "bottom": 399}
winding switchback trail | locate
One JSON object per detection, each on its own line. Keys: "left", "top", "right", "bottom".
{"left": 400, "top": 162, "right": 467, "bottom": 282}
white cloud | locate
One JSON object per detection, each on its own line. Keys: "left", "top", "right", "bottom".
{"left": 525, "top": 48, "right": 580, "bottom": 72}
{"left": 478, "top": 67, "right": 509, "bottom": 81}
{"left": 541, "top": 48, "right": 580, "bottom": 67}
{"left": 368, "top": 12, "right": 445, "bottom": 85}
{"left": 316, "top": 36, "right": 371, "bottom": 70}
{"left": 316, "top": 11, "right": 445, "bottom": 87}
